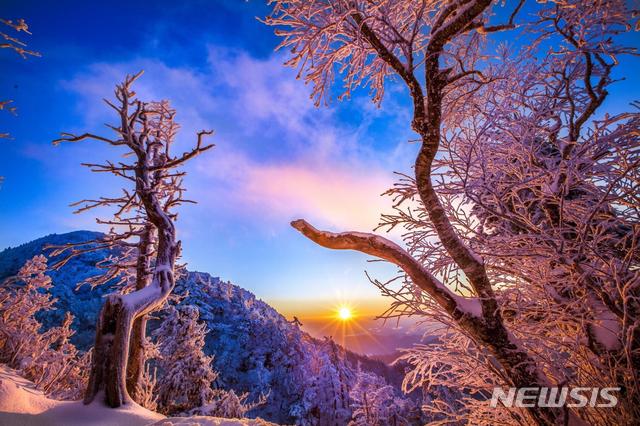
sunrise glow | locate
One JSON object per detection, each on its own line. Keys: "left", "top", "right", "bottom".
{"left": 337, "top": 306, "right": 353, "bottom": 321}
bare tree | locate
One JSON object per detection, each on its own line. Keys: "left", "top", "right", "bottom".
{"left": 1, "top": 17, "right": 40, "bottom": 185}
{"left": 54, "top": 71, "right": 213, "bottom": 407}
{"left": 266, "top": 1, "right": 637, "bottom": 424}
{"left": 47, "top": 154, "right": 159, "bottom": 403}
{"left": 1, "top": 18, "right": 40, "bottom": 137}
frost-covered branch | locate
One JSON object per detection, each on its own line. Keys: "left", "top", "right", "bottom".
{"left": 291, "top": 219, "right": 462, "bottom": 315}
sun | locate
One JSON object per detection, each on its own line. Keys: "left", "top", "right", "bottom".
{"left": 337, "top": 306, "right": 353, "bottom": 321}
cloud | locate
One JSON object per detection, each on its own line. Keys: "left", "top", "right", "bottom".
{"left": 246, "top": 164, "right": 389, "bottom": 230}
{"left": 59, "top": 47, "right": 409, "bottom": 233}
{"left": 197, "top": 156, "right": 393, "bottom": 231}
{"left": 207, "top": 47, "right": 318, "bottom": 137}
{"left": 60, "top": 59, "right": 217, "bottom": 136}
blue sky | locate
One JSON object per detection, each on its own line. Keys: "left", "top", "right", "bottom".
{"left": 1, "top": 0, "right": 639, "bottom": 329}
{"left": 0, "top": 0, "right": 418, "bottom": 319}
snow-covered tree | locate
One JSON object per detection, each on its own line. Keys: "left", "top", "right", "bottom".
{"left": 153, "top": 303, "right": 266, "bottom": 418}
{"left": 349, "top": 367, "right": 416, "bottom": 426}
{"left": 0, "top": 255, "right": 89, "bottom": 399}
{"left": 154, "top": 305, "right": 217, "bottom": 415}
{"left": 0, "top": 255, "right": 56, "bottom": 366}
{"left": 125, "top": 335, "right": 161, "bottom": 411}
{"left": 266, "top": 1, "right": 638, "bottom": 424}
{"left": 54, "top": 72, "right": 214, "bottom": 407}
{"left": 298, "top": 338, "right": 354, "bottom": 425}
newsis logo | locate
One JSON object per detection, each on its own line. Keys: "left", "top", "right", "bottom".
{"left": 490, "top": 387, "right": 620, "bottom": 408}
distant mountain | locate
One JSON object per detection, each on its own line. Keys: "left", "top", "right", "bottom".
{"left": 0, "top": 231, "right": 412, "bottom": 424}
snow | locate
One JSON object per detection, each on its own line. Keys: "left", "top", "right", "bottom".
{"left": 152, "top": 417, "right": 275, "bottom": 426}
{"left": 0, "top": 364, "right": 163, "bottom": 425}
{"left": 0, "top": 366, "right": 58, "bottom": 415}
{"left": 122, "top": 283, "right": 161, "bottom": 309}
{"left": 454, "top": 296, "right": 483, "bottom": 318}
{"left": 0, "top": 365, "right": 276, "bottom": 426}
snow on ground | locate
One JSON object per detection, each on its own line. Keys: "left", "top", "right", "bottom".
{"left": 151, "top": 417, "right": 277, "bottom": 425}
{"left": 0, "top": 366, "right": 58, "bottom": 415}
{"left": 0, "top": 364, "right": 163, "bottom": 426}
{"left": 0, "top": 365, "right": 277, "bottom": 426}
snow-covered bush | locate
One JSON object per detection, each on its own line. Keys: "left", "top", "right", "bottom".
{"left": 190, "top": 389, "right": 267, "bottom": 419}
{"left": 28, "top": 312, "right": 91, "bottom": 400}
{"left": 135, "top": 362, "right": 159, "bottom": 412}
{"left": 0, "top": 255, "right": 89, "bottom": 399}
{"left": 0, "top": 255, "right": 55, "bottom": 365}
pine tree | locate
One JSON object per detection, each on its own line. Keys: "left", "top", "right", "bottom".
{"left": 154, "top": 305, "right": 217, "bottom": 415}
{"left": 153, "top": 303, "right": 267, "bottom": 418}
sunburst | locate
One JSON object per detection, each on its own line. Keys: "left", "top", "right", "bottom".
{"left": 337, "top": 305, "right": 353, "bottom": 321}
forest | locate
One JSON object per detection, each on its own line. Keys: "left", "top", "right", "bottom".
{"left": 0, "top": 1, "right": 638, "bottom": 425}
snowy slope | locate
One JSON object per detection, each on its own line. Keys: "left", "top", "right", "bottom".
{"left": 0, "top": 364, "right": 164, "bottom": 426}
{"left": 0, "top": 365, "right": 276, "bottom": 426}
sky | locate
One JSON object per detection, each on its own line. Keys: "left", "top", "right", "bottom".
{"left": 1, "top": 0, "right": 639, "bottom": 354}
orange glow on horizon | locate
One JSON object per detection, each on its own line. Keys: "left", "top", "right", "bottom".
{"left": 300, "top": 300, "right": 381, "bottom": 353}
{"left": 268, "top": 297, "right": 391, "bottom": 353}
{"left": 269, "top": 297, "right": 388, "bottom": 318}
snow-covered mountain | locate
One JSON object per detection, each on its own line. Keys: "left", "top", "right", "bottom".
{"left": 0, "top": 231, "right": 410, "bottom": 424}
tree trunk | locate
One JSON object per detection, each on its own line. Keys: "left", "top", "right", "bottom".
{"left": 126, "top": 224, "right": 156, "bottom": 400}
{"left": 84, "top": 295, "right": 135, "bottom": 406}
{"left": 463, "top": 316, "right": 574, "bottom": 425}
{"left": 415, "top": 152, "right": 571, "bottom": 424}
{"left": 84, "top": 263, "right": 175, "bottom": 406}
{"left": 85, "top": 180, "right": 177, "bottom": 406}
{"left": 126, "top": 315, "right": 147, "bottom": 400}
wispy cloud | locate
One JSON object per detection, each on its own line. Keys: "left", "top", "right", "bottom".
{"left": 198, "top": 157, "right": 392, "bottom": 231}
{"left": 59, "top": 47, "right": 411, "bottom": 233}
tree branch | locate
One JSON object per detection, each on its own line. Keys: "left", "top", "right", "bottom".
{"left": 52, "top": 132, "right": 122, "bottom": 146}
{"left": 291, "top": 219, "right": 463, "bottom": 315}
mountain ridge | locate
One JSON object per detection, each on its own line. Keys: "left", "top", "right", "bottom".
{"left": 0, "top": 231, "right": 409, "bottom": 424}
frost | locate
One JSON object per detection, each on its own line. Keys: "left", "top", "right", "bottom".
{"left": 454, "top": 296, "right": 483, "bottom": 318}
